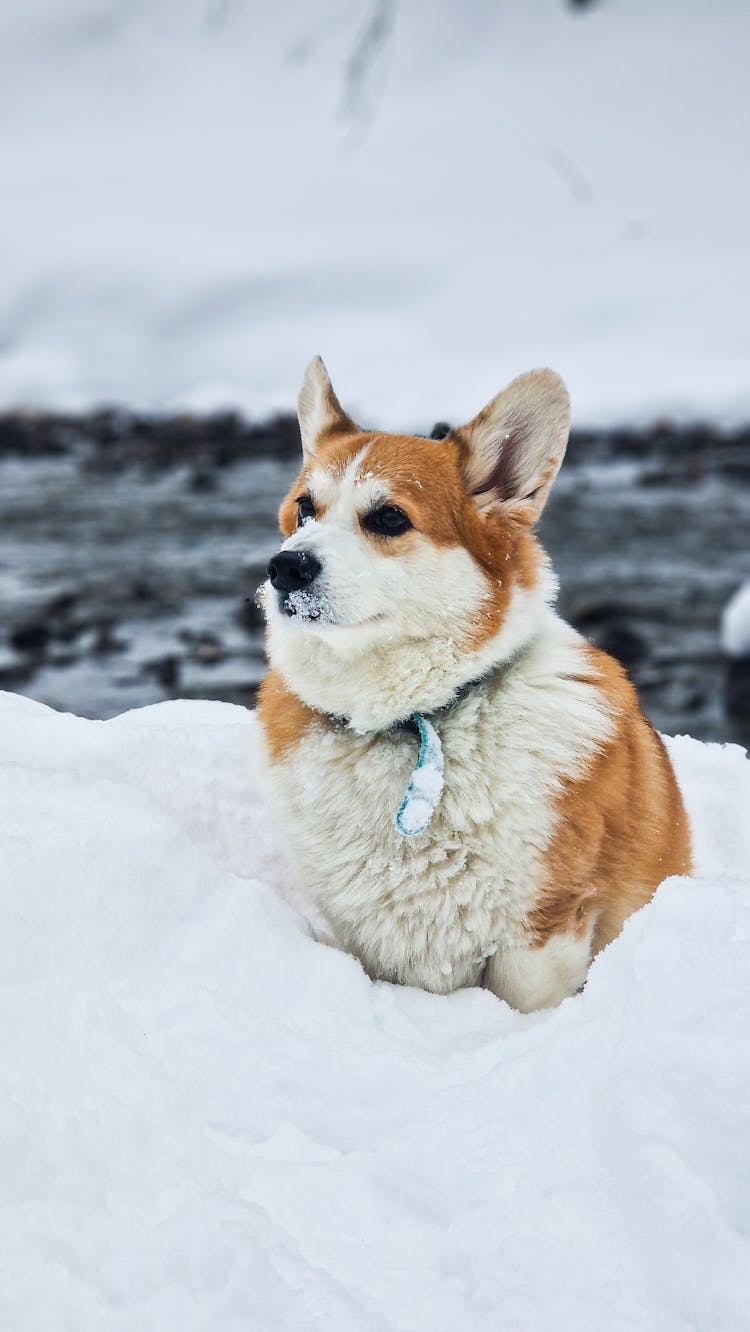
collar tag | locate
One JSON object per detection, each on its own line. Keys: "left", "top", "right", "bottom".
{"left": 395, "top": 713, "right": 445, "bottom": 837}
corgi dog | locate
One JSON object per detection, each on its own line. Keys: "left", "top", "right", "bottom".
{"left": 257, "top": 357, "right": 691, "bottom": 1011}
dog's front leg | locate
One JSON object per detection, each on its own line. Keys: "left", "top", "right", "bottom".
{"left": 482, "top": 927, "right": 594, "bottom": 1013}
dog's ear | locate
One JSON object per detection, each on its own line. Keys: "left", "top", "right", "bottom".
{"left": 297, "top": 356, "right": 356, "bottom": 459}
{"left": 453, "top": 370, "right": 570, "bottom": 524}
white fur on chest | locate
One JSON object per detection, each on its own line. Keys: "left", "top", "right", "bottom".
{"left": 265, "top": 618, "right": 613, "bottom": 995}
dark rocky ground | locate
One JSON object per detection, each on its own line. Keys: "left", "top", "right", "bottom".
{"left": 0, "top": 409, "right": 748, "bottom": 746}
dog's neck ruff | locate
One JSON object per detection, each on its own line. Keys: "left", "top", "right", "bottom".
{"left": 335, "top": 651, "right": 525, "bottom": 837}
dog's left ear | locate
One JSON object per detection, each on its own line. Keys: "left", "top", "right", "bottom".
{"left": 453, "top": 369, "right": 570, "bottom": 524}
{"left": 297, "top": 356, "right": 357, "bottom": 460}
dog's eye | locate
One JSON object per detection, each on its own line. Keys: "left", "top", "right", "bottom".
{"left": 363, "top": 505, "right": 412, "bottom": 537}
{"left": 295, "top": 495, "right": 316, "bottom": 526}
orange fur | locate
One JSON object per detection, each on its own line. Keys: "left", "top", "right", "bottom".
{"left": 257, "top": 670, "right": 318, "bottom": 763}
{"left": 529, "top": 645, "right": 691, "bottom": 951}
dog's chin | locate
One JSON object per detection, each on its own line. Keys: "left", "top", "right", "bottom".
{"left": 263, "top": 585, "right": 388, "bottom": 640}
{"left": 281, "top": 605, "right": 388, "bottom": 638}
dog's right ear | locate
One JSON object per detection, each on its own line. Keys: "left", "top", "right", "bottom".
{"left": 297, "top": 356, "right": 356, "bottom": 460}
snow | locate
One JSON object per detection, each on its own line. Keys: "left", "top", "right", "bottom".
{"left": 1, "top": 1, "right": 749, "bottom": 426}
{"left": 0, "top": 688, "right": 749, "bottom": 1330}
{"left": 284, "top": 586, "right": 337, "bottom": 624}
{"left": 721, "top": 581, "right": 750, "bottom": 658}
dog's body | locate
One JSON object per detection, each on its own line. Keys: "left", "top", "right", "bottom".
{"left": 257, "top": 359, "right": 691, "bottom": 1011}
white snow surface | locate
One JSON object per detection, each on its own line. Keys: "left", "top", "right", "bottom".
{"left": 721, "top": 581, "right": 750, "bottom": 658}
{"left": 0, "top": 688, "right": 749, "bottom": 1330}
{"left": 1, "top": 0, "right": 749, "bottom": 426}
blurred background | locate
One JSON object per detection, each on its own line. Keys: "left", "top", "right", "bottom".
{"left": 0, "top": 0, "right": 748, "bottom": 740}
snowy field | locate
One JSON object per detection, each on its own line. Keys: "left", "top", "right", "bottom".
{"left": 1, "top": 688, "right": 749, "bottom": 1330}
{"left": 1, "top": 0, "right": 749, "bottom": 426}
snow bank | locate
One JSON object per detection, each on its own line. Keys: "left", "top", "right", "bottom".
{"left": 722, "top": 581, "right": 750, "bottom": 658}
{"left": 0, "top": 689, "right": 749, "bottom": 1330}
{"left": 1, "top": 1, "right": 749, "bottom": 425}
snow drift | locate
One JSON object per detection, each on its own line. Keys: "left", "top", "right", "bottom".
{"left": 722, "top": 581, "right": 750, "bottom": 659}
{"left": 0, "top": 688, "right": 748, "bottom": 1330}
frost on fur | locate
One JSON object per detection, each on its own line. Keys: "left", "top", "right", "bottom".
{"left": 284, "top": 586, "right": 337, "bottom": 624}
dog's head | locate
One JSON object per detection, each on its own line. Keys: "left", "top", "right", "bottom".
{"left": 261, "top": 357, "right": 570, "bottom": 728}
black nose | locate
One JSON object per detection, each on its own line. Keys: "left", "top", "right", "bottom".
{"left": 267, "top": 549, "right": 322, "bottom": 594}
